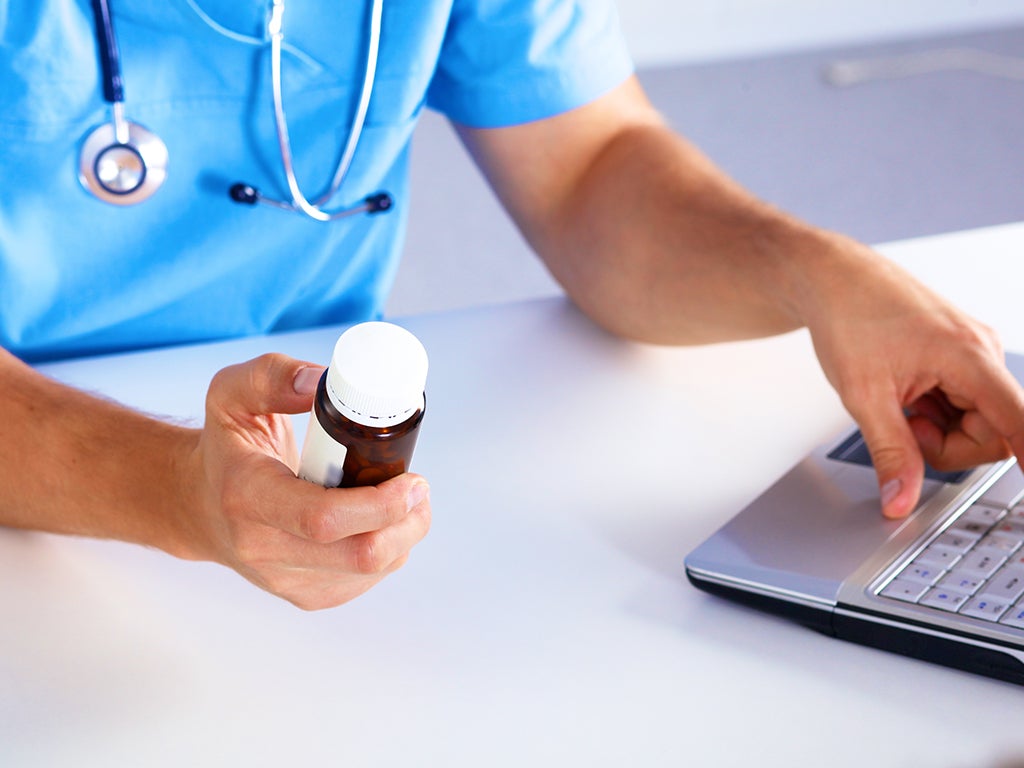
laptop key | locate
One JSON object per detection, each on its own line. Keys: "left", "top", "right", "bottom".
{"left": 899, "top": 563, "right": 943, "bottom": 586}
{"left": 978, "top": 566, "right": 1024, "bottom": 604}
{"left": 947, "top": 518, "right": 992, "bottom": 539}
{"left": 961, "top": 596, "right": 1011, "bottom": 622}
{"left": 914, "top": 544, "right": 963, "bottom": 569}
{"left": 952, "top": 550, "right": 1006, "bottom": 580}
{"left": 937, "top": 572, "right": 984, "bottom": 595}
{"left": 880, "top": 578, "right": 930, "bottom": 602}
{"left": 993, "top": 519, "right": 1024, "bottom": 539}
{"left": 962, "top": 503, "right": 1006, "bottom": 525}
{"left": 932, "top": 530, "right": 982, "bottom": 554}
{"left": 919, "top": 587, "right": 970, "bottom": 612}
{"left": 998, "top": 602, "right": 1024, "bottom": 630}
{"left": 998, "top": 509, "right": 1024, "bottom": 523}
{"left": 975, "top": 532, "right": 1022, "bottom": 555}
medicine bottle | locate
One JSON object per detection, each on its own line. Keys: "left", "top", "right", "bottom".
{"left": 298, "top": 321, "right": 428, "bottom": 488}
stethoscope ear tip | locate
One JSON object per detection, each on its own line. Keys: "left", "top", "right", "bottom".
{"left": 229, "top": 182, "right": 260, "bottom": 204}
{"left": 366, "top": 192, "right": 393, "bottom": 214}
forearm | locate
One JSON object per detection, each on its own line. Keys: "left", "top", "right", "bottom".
{"left": 463, "top": 76, "right": 1024, "bottom": 521}
{"left": 536, "top": 121, "right": 879, "bottom": 345}
{"left": 461, "top": 77, "right": 892, "bottom": 346}
{"left": 0, "top": 348, "right": 200, "bottom": 557}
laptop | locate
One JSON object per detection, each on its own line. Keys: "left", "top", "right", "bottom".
{"left": 684, "top": 352, "right": 1024, "bottom": 685}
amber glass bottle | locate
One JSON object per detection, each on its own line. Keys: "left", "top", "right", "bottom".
{"left": 298, "top": 322, "right": 428, "bottom": 488}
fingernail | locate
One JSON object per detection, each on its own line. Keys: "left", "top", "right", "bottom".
{"left": 881, "top": 478, "right": 902, "bottom": 509}
{"left": 407, "top": 482, "right": 430, "bottom": 511}
{"left": 293, "top": 366, "right": 322, "bottom": 395}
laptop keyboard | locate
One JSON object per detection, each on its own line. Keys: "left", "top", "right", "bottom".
{"left": 879, "top": 466, "right": 1024, "bottom": 630}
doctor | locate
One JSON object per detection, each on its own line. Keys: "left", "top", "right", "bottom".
{"left": 2, "top": 0, "right": 1023, "bottom": 609}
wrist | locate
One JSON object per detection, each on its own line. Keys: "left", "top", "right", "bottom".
{"left": 774, "top": 224, "right": 886, "bottom": 332}
{"left": 96, "top": 415, "right": 206, "bottom": 561}
{"left": 152, "top": 424, "right": 225, "bottom": 563}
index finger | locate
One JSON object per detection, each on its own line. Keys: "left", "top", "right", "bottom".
{"left": 239, "top": 463, "right": 430, "bottom": 543}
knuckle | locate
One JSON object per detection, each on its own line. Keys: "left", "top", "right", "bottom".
{"left": 208, "top": 366, "right": 230, "bottom": 394}
{"left": 353, "top": 533, "right": 388, "bottom": 576}
{"left": 302, "top": 505, "right": 342, "bottom": 544}
{"left": 206, "top": 364, "right": 239, "bottom": 411}
{"left": 950, "top": 318, "right": 1001, "bottom": 357}
{"left": 248, "top": 353, "right": 286, "bottom": 394}
{"left": 978, "top": 320, "right": 1002, "bottom": 347}
{"left": 967, "top": 316, "right": 998, "bottom": 344}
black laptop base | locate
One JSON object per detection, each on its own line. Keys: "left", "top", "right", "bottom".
{"left": 687, "top": 572, "right": 1024, "bottom": 687}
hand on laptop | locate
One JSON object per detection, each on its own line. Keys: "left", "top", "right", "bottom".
{"left": 802, "top": 240, "right": 1024, "bottom": 519}
{"left": 419, "top": 78, "right": 1024, "bottom": 522}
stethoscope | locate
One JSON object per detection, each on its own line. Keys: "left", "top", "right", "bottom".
{"left": 79, "top": 0, "right": 393, "bottom": 221}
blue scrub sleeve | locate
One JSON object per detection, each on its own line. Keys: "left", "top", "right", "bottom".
{"left": 426, "top": 0, "right": 635, "bottom": 128}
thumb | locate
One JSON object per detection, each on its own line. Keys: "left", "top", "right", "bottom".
{"left": 855, "top": 400, "right": 927, "bottom": 519}
{"left": 208, "top": 353, "right": 326, "bottom": 418}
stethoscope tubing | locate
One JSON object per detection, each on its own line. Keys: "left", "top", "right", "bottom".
{"left": 90, "top": 0, "right": 124, "bottom": 104}
{"left": 264, "top": 0, "right": 386, "bottom": 220}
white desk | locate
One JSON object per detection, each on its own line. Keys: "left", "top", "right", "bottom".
{"left": 5, "top": 223, "right": 1024, "bottom": 767}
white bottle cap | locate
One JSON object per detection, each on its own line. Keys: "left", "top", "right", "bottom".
{"left": 324, "top": 321, "right": 428, "bottom": 428}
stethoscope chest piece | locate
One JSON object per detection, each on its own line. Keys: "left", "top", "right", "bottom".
{"left": 79, "top": 118, "right": 168, "bottom": 205}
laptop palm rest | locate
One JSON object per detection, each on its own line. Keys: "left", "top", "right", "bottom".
{"left": 685, "top": 449, "right": 948, "bottom": 608}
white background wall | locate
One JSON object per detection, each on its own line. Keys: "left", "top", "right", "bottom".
{"left": 617, "top": 0, "right": 1024, "bottom": 67}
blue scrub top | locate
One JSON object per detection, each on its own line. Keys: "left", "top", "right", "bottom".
{"left": 0, "top": 0, "right": 633, "bottom": 362}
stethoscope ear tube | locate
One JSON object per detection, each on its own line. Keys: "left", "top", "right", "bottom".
{"left": 230, "top": 0, "right": 392, "bottom": 221}
{"left": 228, "top": 183, "right": 394, "bottom": 218}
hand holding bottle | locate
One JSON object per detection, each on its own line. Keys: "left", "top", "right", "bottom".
{"left": 181, "top": 352, "right": 431, "bottom": 610}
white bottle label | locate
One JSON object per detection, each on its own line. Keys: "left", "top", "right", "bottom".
{"left": 298, "top": 414, "right": 348, "bottom": 487}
